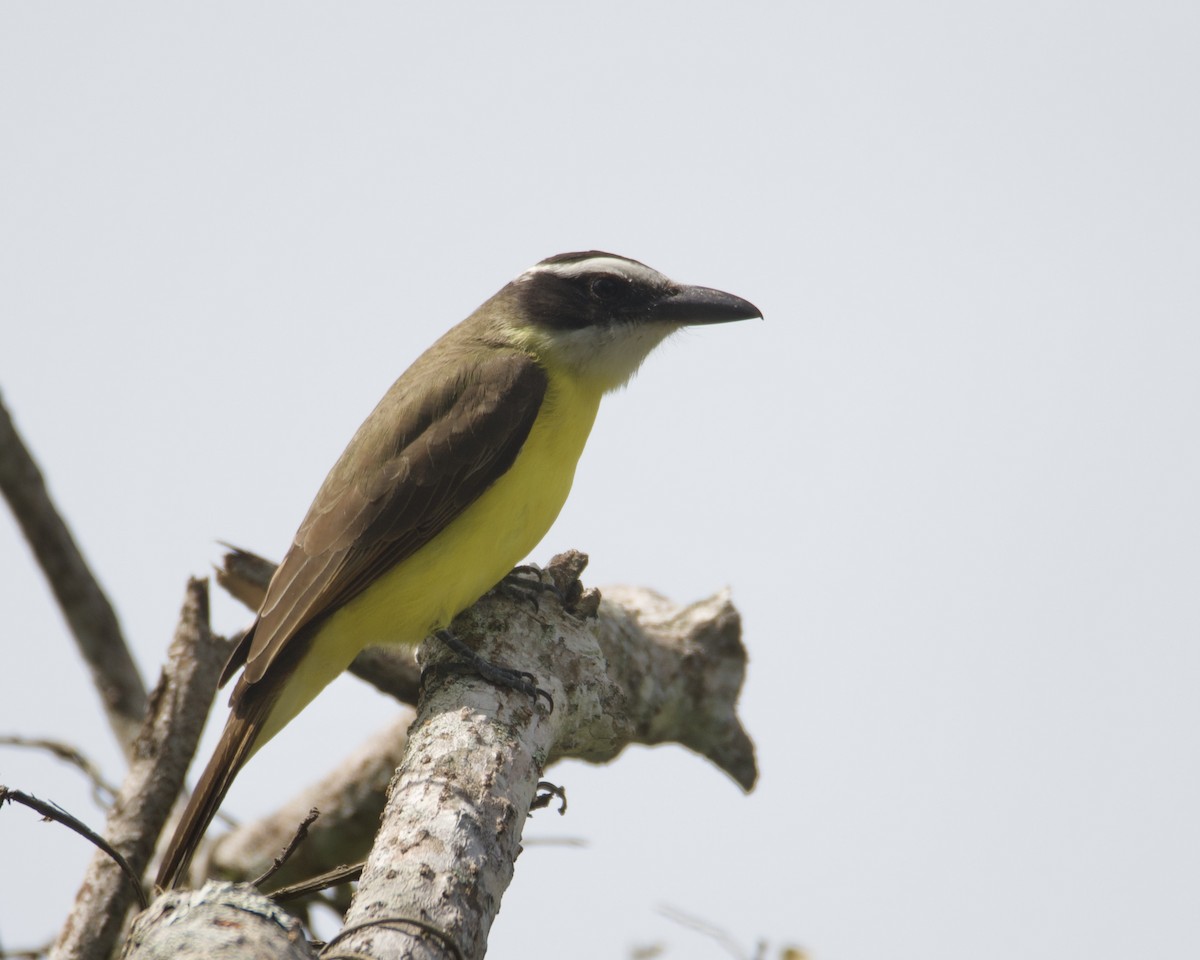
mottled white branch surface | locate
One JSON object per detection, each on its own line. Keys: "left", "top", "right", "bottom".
{"left": 556, "top": 584, "right": 755, "bottom": 789}
{"left": 127, "top": 561, "right": 754, "bottom": 960}
{"left": 123, "top": 882, "right": 315, "bottom": 960}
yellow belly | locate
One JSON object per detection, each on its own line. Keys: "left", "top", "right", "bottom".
{"left": 257, "top": 371, "right": 602, "bottom": 746}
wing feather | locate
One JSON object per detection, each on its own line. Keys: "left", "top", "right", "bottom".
{"left": 235, "top": 349, "right": 547, "bottom": 687}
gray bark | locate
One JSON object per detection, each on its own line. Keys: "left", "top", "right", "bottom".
{"left": 51, "top": 579, "right": 231, "bottom": 960}
{"left": 125, "top": 566, "right": 754, "bottom": 960}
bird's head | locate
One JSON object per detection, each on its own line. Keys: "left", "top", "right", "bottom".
{"left": 492, "top": 251, "right": 761, "bottom": 392}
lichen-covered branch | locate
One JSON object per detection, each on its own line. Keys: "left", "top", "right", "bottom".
{"left": 333, "top": 557, "right": 754, "bottom": 960}
{"left": 125, "top": 554, "right": 755, "bottom": 960}
{"left": 579, "top": 584, "right": 756, "bottom": 789}
{"left": 123, "top": 883, "right": 315, "bottom": 960}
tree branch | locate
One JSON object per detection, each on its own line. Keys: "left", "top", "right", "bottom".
{"left": 335, "top": 561, "right": 754, "bottom": 960}
{"left": 582, "top": 584, "right": 756, "bottom": 789}
{"left": 124, "top": 883, "right": 315, "bottom": 960}
{"left": 50, "top": 579, "right": 231, "bottom": 960}
{"left": 125, "top": 556, "right": 755, "bottom": 959}
{"left": 0, "top": 390, "right": 146, "bottom": 758}
{"left": 0, "top": 788, "right": 146, "bottom": 910}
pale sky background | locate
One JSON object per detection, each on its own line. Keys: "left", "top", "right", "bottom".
{"left": 2, "top": 3, "right": 1198, "bottom": 958}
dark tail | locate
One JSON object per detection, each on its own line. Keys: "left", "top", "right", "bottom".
{"left": 155, "top": 695, "right": 267, "bottom": 889}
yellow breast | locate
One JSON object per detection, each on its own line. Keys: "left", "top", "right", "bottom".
{"left": 256, "top": 369, "right": 603, "bottom": 746}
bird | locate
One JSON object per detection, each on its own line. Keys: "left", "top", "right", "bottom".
{"left": 155, "top": 250, "right": 761, "bottom": 888}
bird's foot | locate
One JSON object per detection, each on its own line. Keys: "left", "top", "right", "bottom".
{"left": 492, "top": 564, "right": 565, "bottom": 613}
{"left": 530, "top": 780, "right": 568, "bottom": 816}
{"left": 491, "top": 552, "right": 600, "bottom": 620}
{"left": 430, "top": 629, "right": 553, "bottom": 712}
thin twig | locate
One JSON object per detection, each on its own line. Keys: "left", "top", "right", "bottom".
{"left": 0, "top": 786, "right": 147, "bottom": 909}
{"left": 268, "top": 862, "right": 364, "bottom": 901}
{"left": 0, "top": 735, "right": 119, "bottom": 806}
{"left": 657, "top": 904, "right": 753, "bottom": 960}
{"left": 251, "top": 807, "right": 320, "bottom": 888}
{"left": 0, "top": 391, "right": 146, "bottom": 757}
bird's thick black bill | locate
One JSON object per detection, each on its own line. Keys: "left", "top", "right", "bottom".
{"left": 652, "top": 285, "right": 763, "bottom": 325}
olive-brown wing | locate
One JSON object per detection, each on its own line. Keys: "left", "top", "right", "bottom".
{"left": 225, "top": 351, "right": 548, "bottom": 688}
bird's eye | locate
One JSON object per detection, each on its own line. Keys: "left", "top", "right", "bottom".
{"left": 589, "top": 275, "right": 627, "bottom": 303}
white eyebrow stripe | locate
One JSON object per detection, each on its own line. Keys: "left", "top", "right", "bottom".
{"left": 523, "top": 256, "right": 669, "bottom": 286}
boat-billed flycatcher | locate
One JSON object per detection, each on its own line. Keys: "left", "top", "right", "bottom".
{"left": 155, "top": 250, "right": 761, "bottom": 888}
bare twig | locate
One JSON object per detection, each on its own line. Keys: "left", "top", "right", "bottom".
{"left": 0, "top": 786, "right": 147, "bottom": 909}
{"left": 51, "top": 579, "right": 231, "bottom": 960}
{"left": 658, "top": 904, "right": 757, "bottom": 960}
{"left": 0, "top": 391, "right": 147, "bottom": 758}
{"left": 0, "top": 736, "right": 119, "bottom": 806}
{"left": 251, "top": 807, "right": 320, "bottom": 888}
{"left": 268, "top": 862, "right": 364, "bottom": 902}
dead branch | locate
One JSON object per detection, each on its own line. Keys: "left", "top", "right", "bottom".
{"left": 125, "top": 555, "right": 755, "bottom": 960}
{"left": 249, "top": 808, "right": 320, "bottom": 889}
{"left": 123, "top": 883, "right": 315, "bottom": 960}
{"left": 581, "top": 584, "right": 756, "bottom": 788}
{"left": 269, "top": 863, "right": 364, "bottom": 903}
{"left": 190, "top": 573, "right": 754, "bottom": 898}
{"left": 333, "top": 560, "right": 754, "bottom": 960}
{"left": 50, "top": 579, "right": 231, "bottom": 960}
{"left": 0, "top": 787, "right": 146, "bottom": 910}
{"left": 0, "top": 391, "right": 146, "bottom": 758}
